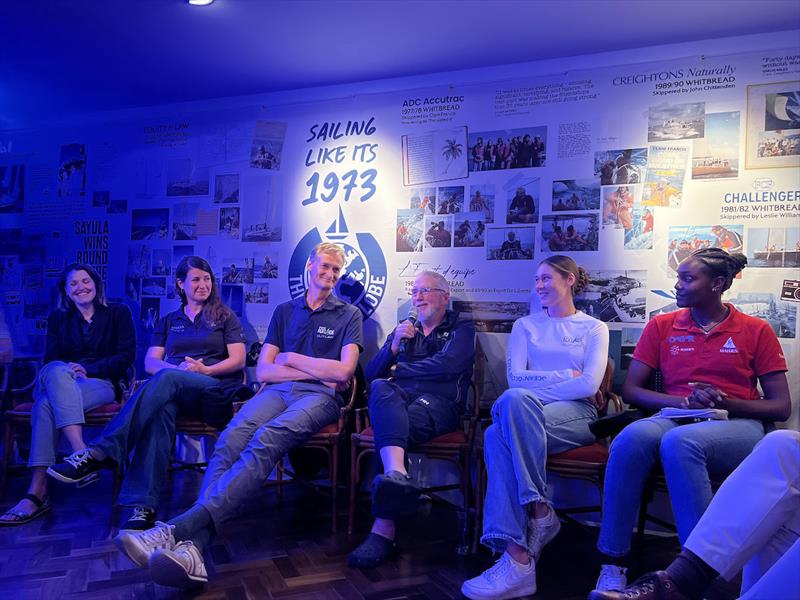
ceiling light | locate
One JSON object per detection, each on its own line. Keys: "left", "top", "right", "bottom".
{"left": 187, "top": 0, "right": 214, "bottom": 5}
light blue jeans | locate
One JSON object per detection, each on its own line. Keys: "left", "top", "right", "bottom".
{"left": 481, "top": 387, "right": 598, "bottom": 553}
{"left": 598, "top": 416, "right": 766, "bottom": 556}
{"left": 29, "top": 361, "right": 115, "bottom": 467}
{"left": 197, "top": 381, "right": 340, "bottom": 528}
{"left": 92, "top": 368, "right": 220, "bottom": 509}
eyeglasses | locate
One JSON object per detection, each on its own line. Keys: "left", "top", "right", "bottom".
{"left": 410, "top": 287, "right": 446, "bottom": 296}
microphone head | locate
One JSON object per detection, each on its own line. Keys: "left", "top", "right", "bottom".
{"left": 407, "top": 306, "right": 419, "bottom": 324}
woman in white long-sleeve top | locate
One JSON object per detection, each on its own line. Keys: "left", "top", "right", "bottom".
{"left": 462, "top": 254, "right": 609, "bottom": 600}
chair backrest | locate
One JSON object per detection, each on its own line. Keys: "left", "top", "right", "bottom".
{"left": 595, "top": 357, "right": 621, "bottom": 416}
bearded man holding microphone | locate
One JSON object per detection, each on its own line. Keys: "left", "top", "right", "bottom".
{"left": 348, "top": 270, "right": 476, "bottom": 568}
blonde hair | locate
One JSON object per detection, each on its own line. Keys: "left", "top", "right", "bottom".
{"left": 309, "top": 242, "right": 345, "bottom": 265}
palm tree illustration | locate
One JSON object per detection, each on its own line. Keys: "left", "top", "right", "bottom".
{"left": 441, "top": 139, "right": 463, "bottom": 174}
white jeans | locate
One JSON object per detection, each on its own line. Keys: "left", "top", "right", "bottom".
{"left": 684, "top": 429, "right": 800, "bottom": 599}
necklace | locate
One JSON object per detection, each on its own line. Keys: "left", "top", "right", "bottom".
{"left": 691, "top": 307, "right": 729, "bottom": 334}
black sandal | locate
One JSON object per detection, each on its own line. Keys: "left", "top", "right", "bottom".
{"left": 347, "top": 533, "right": 398, "bottom": 568}
{"left": 0, "top": 493, "right": 51, "bottom": 526}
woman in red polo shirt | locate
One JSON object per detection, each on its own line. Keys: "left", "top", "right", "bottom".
{"left": 593, "top": 248, "right": 790, "bottom": 593}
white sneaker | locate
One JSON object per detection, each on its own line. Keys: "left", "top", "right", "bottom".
{"left": 595, "top": 564, "right": 628, "bottom": 591}
{"left": 114, "top": 521, "right": 176, "bottom": 568}
{"left": 461, "top": 552, "right": 536, "bottom": 600}
{"left": 149, "top": 541, "right": 208, "bottom": 588}
{"left": 526, "top": 508, "right": 561, "bottom": 560}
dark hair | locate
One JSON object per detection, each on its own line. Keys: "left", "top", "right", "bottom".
{"left": 174, "top": 256, "right": 231, "bottom": 326}
{"left": 57, "top": 263, "right": 107, "bottom": 311}
{"left": 689, "top": 248, "right": 747, "bottom": 293}
{"left": 539, "top": 254, "right": 589, "bottom": 296}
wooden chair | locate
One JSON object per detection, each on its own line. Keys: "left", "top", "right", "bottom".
{"left": 347, "top": 373, "right": 482, "bottom": 545}
{"left": 1, "top": 359, "right": 135, "bottom": 491}
{"left": 472, "top": 357, "right": 620, "bottom": 549}
{"left": 264, "top": 375, "right": 358, "bottom": 533}
{"left": 545, "top": 358, "right": 621, "bottom": 523}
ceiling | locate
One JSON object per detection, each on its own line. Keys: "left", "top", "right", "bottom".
{"left": 1, "top": 0, "right": 798, "bottom": 130}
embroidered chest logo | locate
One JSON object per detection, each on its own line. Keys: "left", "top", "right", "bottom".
{"left": 316, "top": 326, "right": 336, "bottom": 339}
{"left": 720, "top": 337, "right": 738, "bottom": 354}
{"left": 668, "top": 334, "right": 695, "bottom": 355}
{"left": 563, "top": 335, "right": 582, "bottom": 345}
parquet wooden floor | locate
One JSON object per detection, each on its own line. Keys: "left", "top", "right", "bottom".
{"left": 0, "top": 469, "right": 738, "bottom": 600}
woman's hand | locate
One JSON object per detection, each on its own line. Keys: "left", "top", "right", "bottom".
{"left": 685, "top": 382, "right": 728, "bottom": 409}
{"left": 178, "top": 357, "right": 209, "bottom": 375}
{"left": 68, "top": 362, "right": 87, "bottom": 379}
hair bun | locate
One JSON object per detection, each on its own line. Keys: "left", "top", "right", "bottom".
{"left": 573, "top": 266, "right": 589, "bottom": 295}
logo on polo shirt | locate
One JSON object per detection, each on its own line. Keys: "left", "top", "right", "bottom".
{"left": 288, "top": 209, "right": 387, "bottom": 318}
{"left": 668, "top": 334, "right": 695, "bottom": 355}
{"left": 720, "top": 337, "right": 738, "bottom": 353}
{"left": 317, "top": 326, "right": 336, "bottom": 339}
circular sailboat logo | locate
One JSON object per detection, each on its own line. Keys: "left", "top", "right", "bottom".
{"left": 288, "top": 209, "right": 387, "bottom": 318}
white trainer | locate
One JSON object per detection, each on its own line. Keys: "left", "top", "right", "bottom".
{"left": 113, "top": 521, "right": 176, "bottom": 568}
{"left": 149, "top": 541, "right": 208, "bottom": 588}
{"left": 595, "top": 564, "right": 628, "bottom": 591}
{"left": 526, "top": 508, "right": 561, "bottom": 560}
{"left": 461, "top": 552, "right": 536, "bottom": 600}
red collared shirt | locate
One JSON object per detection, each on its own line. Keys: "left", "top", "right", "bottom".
{"left": 633, "top": 304, "right": 787, "bottom": 400}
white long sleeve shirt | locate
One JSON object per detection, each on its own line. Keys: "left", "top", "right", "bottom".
{"left": 506, "top": 310, "right": 609, "bottom": 404}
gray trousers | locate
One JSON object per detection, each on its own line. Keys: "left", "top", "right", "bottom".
{"left": 197, "top": 381, "right": 340, "bottom": 527}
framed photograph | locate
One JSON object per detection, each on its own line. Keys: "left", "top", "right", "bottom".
{"left": 745, "top": 81, "right": 800, "bottom": 169}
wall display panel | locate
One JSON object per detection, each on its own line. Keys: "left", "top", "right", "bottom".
{"left": 0, "top": 40, "right": 798, "bottom": 427}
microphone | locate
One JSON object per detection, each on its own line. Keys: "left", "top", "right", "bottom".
{"left": 399, "top": 307, "right": 419, "bottom": 353}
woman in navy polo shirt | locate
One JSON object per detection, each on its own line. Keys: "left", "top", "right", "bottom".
{"left": 593, "top": 248, "right": 790, "bottom": 593}
{"left": 48, "top": 256, "right": 246, "bottom": 531}
{"left": 1, "top": 263, "right": 135, "bottom": 526}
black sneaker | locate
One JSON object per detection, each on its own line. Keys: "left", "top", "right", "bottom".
{"left": 47, "top": 449, "right": 110, "bottom": 484}
{"left": 120, "top": 506, "right": 158, "bottom": 532}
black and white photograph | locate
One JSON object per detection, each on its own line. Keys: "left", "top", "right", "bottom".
{"left": 127, "top": 243, "right": 151, "bottom": 278}
{"left": 219, "top": 206, "right": 240, "bottom": 240}
{"left": 172, "top": 202, "right": 199, "bottom": 240}
{"left": 486, "top": 226, "right": 534, "bottom": 260}
{"left": 222, "top": 257, "right": 254, "bottom": 284}
{"left": 140, "top": 297, "right": 160, "bottom": 330}
{"left": 396, "top": 208, "right": 425, "bottom": 252}
{"left": 241, "top": 181, "right": 282, "bottom": 241}
{"left": 249, "top": 120, "right": 286, "bottom": 170}
{"left": 505, "top": 180, "right": 539, "bottom": 224}
{"left": 452, "top": 300, "right": 529, "bottom": 333}
{"left": 467, "top": 126, "right": 547, "bottom": 172}
{"left": 166, "top": 158, "right": 209, "bottom": 196}
{"left": 142, "top": 276, "right": 167, "bottom": 297}
{"left": 253, "top": 249, "right": 279, "bottom": 279}
{"left": 92, "top": 190, "right": 110, "bottom": 209}
{"left": 214, "top": 173, "right": 240, "bottom": 203}
{"left": 221, "top": 284, "right": 244, "bottom": 316}
{"left": 151, "top": 248, "right": 171, "bottom": 276}
{"left": 648, "top": 102, "right": 705, "bottom": 142}
{"left": 728, "top": 293, "right": 797, "bottom": 338}
{"left": 244, "top": 283, "right": 270, "bottom": 304}
{"left": 131, "top": 208, "right": 169, "bottom": 241}
{"left": 575, "top": 270, "right": 647, "bottom": 323}
{"left": 552, "top": 178, "right": 600, "bottom": 211}
{"left": 747, "top": 227, "right": 800, "bottom": 268}
{"left": 57, "top": 143, "right": 87, "bottom": 198}
{"left": 541, "top": 213, "right": 599, "bottom": 252}
{"left": 0, "top": 164, "right": 24, "bottom": 213}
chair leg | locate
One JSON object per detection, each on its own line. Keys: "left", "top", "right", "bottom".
{"left": 329, "top": 445, "right": 338, "bottom": 533}
{"left": 112, "top": 462, "right": 124, "bottom": 504}
{"left": 347, "top": 442, "right": 359, "bottom": 535}
{"left": 1, "top": 421, "right": 14, "bottom": 490}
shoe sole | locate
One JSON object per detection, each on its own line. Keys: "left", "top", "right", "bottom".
{"left": 372, "top": 476, "right": 420, "bottom": 519}
{"left": 460, "top": 581, "right": 537, "bottom": 600}
{"left": 149, "top": 551, "right": 207, "bottom": 588}
{"left": 113, "top": 532, "right": 151, "bottom": 569}
{"left": 76, "top": 472, "right": 100, "bottom": 488}
{"left": 46, "top": 466, "right": 98, "bottom": 485}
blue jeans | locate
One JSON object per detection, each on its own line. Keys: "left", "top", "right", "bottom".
{"left": 598, "top": 416, "right": 766, "bottom": 556}
{"left": 92, "top": 369, "right": 219, "bottom": 509}
{"left": 197, "top": 381, "right": 340, "bottom": 528}
{"left": 481, "top": 387, "right": 597, "bottom": 553}
{"left": 29, "top": 361, "right": 115, "bottom": 467}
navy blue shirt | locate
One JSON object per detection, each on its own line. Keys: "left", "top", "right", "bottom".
{"left": 366, "top": 310, "right": 475, "bottom": 408}
{"left": 266, "top": 294, "right": 363, "bottom": 374}
{"left": 151, "top": 308, "right": 246, "bottom": 387}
